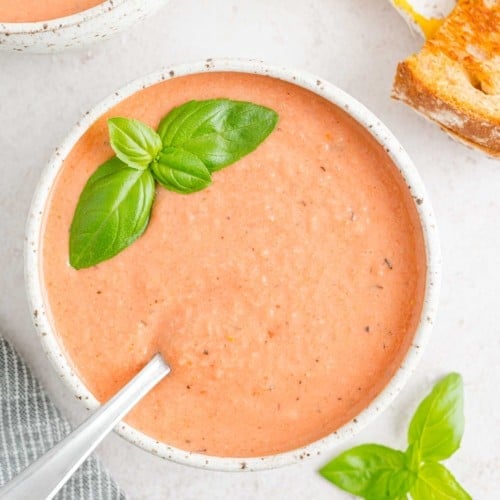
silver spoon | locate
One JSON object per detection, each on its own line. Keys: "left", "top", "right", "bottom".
{"left": 0, "top": 353, "right": 170, "bottom": 500}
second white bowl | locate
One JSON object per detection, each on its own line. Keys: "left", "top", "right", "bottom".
{"left": 0, "top": 0, "right": 168, "bottom": 52}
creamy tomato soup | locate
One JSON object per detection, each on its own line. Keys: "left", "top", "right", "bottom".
{"left": 0, "top": 0, "right": 103, "bottom": 22}
{"left": 42, "top": 72, "right": 426, "bottom": 457}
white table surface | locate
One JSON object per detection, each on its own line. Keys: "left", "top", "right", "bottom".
{"left": 0, "top": 1, "right": 499, "bottom": 498}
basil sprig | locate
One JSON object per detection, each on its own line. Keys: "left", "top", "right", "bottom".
{"left": 320, "top": 373, "right": 471, "bottom": 499}
{"left": 69, "top": 99, "right": 278, "bottom": 269}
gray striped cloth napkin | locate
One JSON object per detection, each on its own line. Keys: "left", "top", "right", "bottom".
{"left": 0, "top": 337, "right": 126, "bottom": 499}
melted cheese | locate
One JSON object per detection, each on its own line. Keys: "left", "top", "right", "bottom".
{"left": 393, "top": 0, "right": 444, "bottom": 38}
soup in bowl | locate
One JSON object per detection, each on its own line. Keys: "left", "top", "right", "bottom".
{"left": 26, "top": 59, "right": 440, "bottom": 471}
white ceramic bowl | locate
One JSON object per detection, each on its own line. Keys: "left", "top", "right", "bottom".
{"left": 25, "top": 59, "right": 441, "bottom": 471}
{"left": 0, "top": 0, "right": 168, "bottom": 53}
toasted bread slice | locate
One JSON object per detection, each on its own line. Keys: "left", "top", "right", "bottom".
{"left": 392, "top": 0, "right": 500, "bottom": 157}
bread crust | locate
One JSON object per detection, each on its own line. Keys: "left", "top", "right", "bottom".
{"left": 392, "top": 0, "right": 500, "bottom": 158}
{"left": 393, "top": 61, "right": 500, "bottom": 157}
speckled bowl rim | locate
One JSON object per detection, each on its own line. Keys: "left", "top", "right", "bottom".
{"left": 25, "top": 58, "right": 441, "bottom": 472}
{"left": 0, "top": 0, "right": 129, "bottom": 34}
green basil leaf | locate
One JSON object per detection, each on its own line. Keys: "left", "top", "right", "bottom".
{"left": 410, "top": 463, "right": 471, "bottom": 500}
{"left": 108, "top": 117, "right": 162, "bottom": 170}
{"left": 69, "top": 157, "right": 155, "bottom": 269}
{"left": 157, "top": 99, "right": 278, "bottom": 172}
{"left": 151, "top": 147, "right": 212, "bottom": 194}
{"left": 408, "top": 373, "right": 464, "bottom": 462}
{"left": 319, "top": 444, "right": 415, "bottom": 499}
{"left": 404, "top": 443, "right": 420, "bottom": 474}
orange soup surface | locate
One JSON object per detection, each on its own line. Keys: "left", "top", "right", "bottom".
{"left": 0, "top": 1, "right": 103, "bottom": 22}
{"left": 42, "top": 72, "right": 426, "bottom": 457}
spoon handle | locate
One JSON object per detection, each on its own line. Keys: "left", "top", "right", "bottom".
{"left": 0, "top": 354, "right": 170, "bottom": 500}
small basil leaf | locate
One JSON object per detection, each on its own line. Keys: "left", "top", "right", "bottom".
{"left": 151, "top": 147, "right": 212, "bottom": 194}
{"left": 319, "top": 444, "right": 414, "bottom": 499}
{"left": 410, "top": 463, "right": 471, "bottom": 500}
{"left": 408, "top": 373, "right": 464, "bottom": 462}
{"left": 69, "top": 157, "right": 155, "bottom": 269}
{"left": 108, "top": 117, "right": 162, "bottom": 170}
{"left": 157, "top": 99, "right": 278, "bottom": 172}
